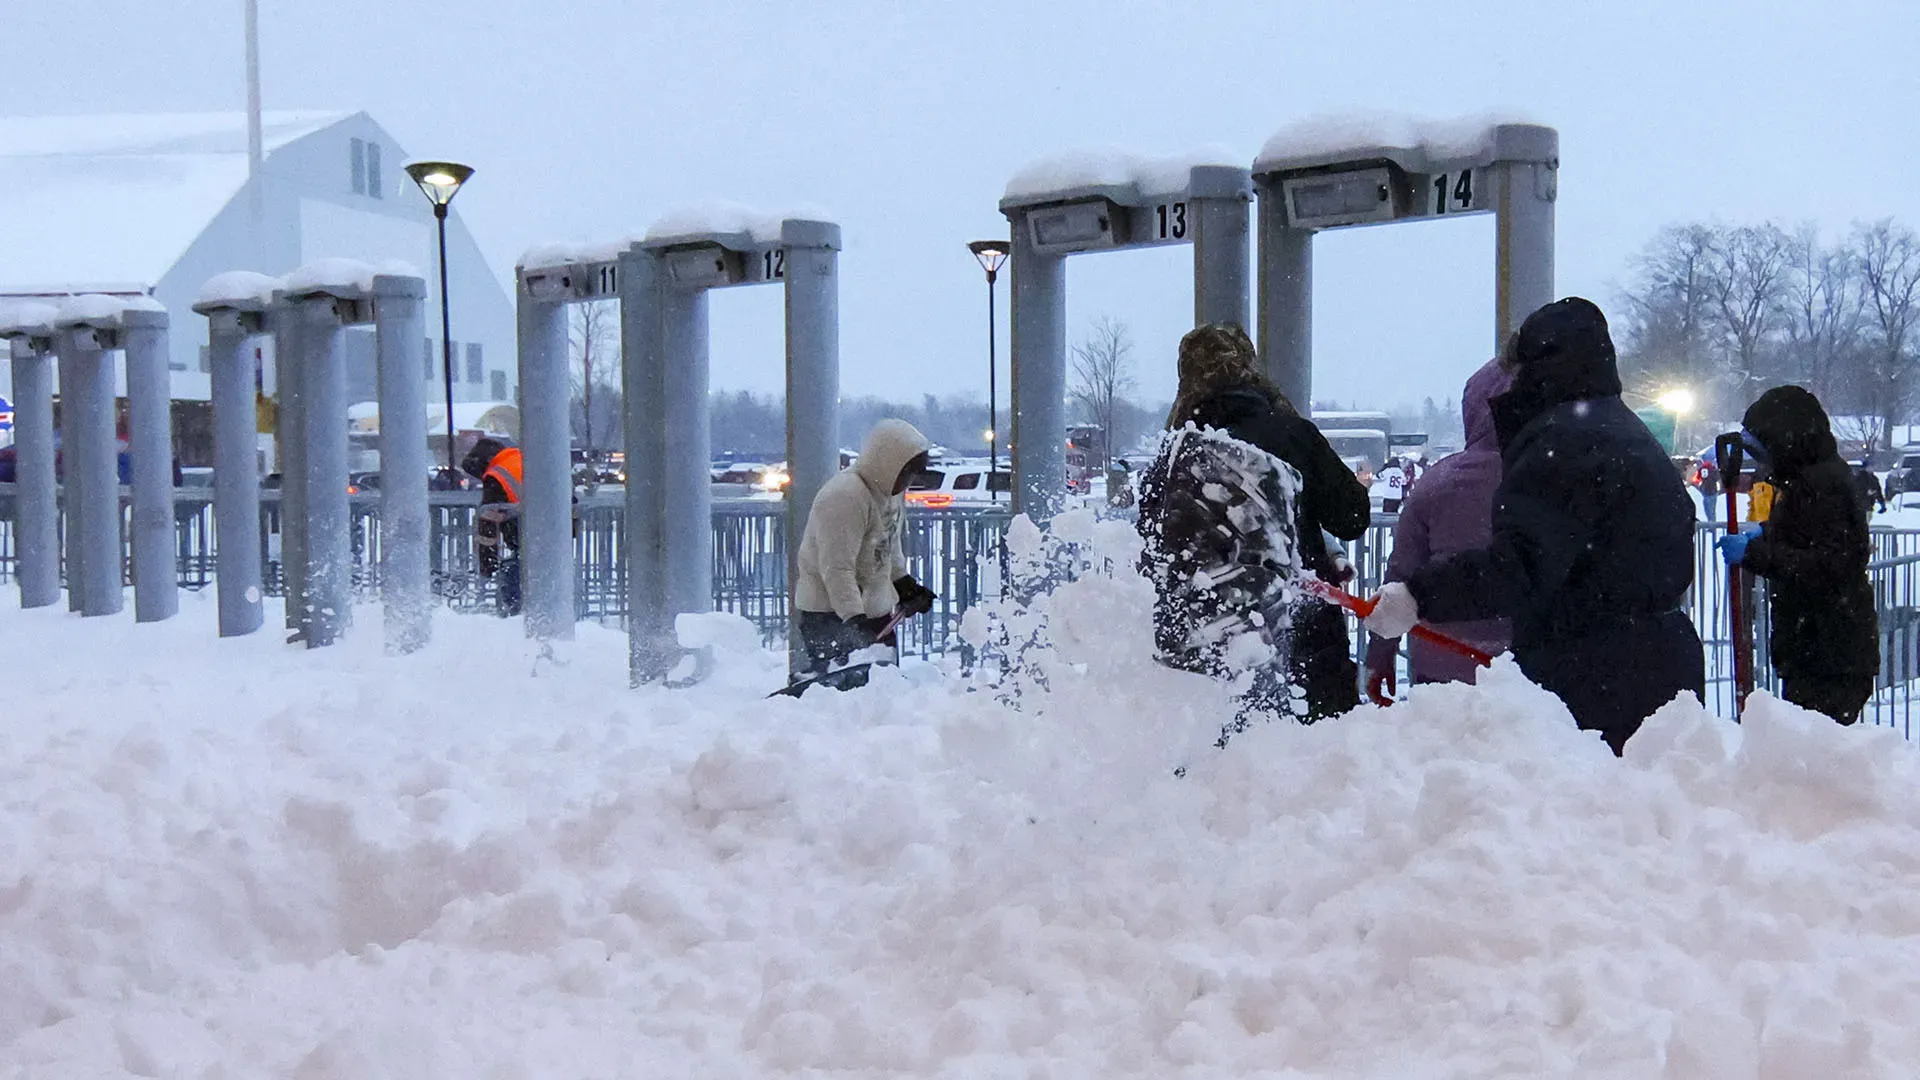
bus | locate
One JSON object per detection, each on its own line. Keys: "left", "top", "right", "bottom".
{"left": 1312, "top": 411, "right": 1392, "bottom": 472}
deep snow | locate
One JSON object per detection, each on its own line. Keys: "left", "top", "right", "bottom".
{"left": 5, "top": 546, "right": 1920, "bottom": 1078}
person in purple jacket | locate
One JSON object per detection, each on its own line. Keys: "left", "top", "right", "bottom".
{"left": 1363, "top": 356, "right": 1515, "bottom": 704}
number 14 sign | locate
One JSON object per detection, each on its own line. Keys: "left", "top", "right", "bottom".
{"left": 1431, "top": 169, "right": 1477, "bottom": 215}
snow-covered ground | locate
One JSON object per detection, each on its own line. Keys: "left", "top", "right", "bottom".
{"left": 7, "top": 553, "right": 1920, "bottom": 1078}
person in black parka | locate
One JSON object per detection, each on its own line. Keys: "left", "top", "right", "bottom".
{"left": 1725, "top": 386, "right": 1879, "bottom": 723}
{"left": 1852, "top": 461, "right": 1888, "bottom": 517}
{"left": 1144, "top": 323, "right": 1373, "bottom": 722}
{"left": 1364, "top": 297, "right": 1704, "bottom": 754}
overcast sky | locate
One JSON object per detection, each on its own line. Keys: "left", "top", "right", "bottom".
{"left": 12, "top": 0, "right": 1918, "bottom": 414}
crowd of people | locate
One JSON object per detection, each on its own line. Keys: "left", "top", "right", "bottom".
{"left": 455, "top": 293, "right": 1880, "bottom": 746}
{"left": 1119, "top": 296, "right": 1875, "bottom": 753}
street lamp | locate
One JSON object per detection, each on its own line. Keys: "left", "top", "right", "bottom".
{"left": 403, "top": 159, "right": 475, "bottom": 478}
{"left": 968, "top": 239, "right": 1010, "bottom": 501}
{"left": 1657, "top": 386, "right": 1696, "bottom": 452}
{"left": 1656, "top": 387, "right": 1696, "bottom": 416}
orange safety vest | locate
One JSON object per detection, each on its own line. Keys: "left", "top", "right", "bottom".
{"left": 483, "top": 447, "right": 523, "bottom": 503}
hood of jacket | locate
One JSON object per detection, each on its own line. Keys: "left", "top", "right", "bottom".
{"left": 1462, "top": 355, "right": 1513, "bottom": 452}
{"left": 1742, "top": 385, "right": 1840, "bottom": 478}
{"left": 1166, "top": 323, "right": 1291, "bottom": 428}
{"left": 462, "top": 437, "right": 507, "bottom": 480}
{"left": 1491, "top": 297, "right": 1625, "bottom": 449}
{"left": 853, "top": 419, "right": 930, "bottom": 493}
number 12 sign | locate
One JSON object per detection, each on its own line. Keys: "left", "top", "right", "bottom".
{"left": 1431, "top": 169, "right": 1475, "bottom": 215}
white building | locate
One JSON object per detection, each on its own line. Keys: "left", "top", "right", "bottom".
{"left": 0, "top": 110, "right": 516, "bottom": 460}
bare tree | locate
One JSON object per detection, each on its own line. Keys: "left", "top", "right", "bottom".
{"left": 1070, "top": 316, "right": 1136, "bottom": 470}
{"left": 1702, "top": 222, "right": 1791, "bottom": 392}
{"left": 1616, "top": 224, "right": 1718, "bottom": 394}
{"left": 1855, "top": 219, "right": 1920, "bottom": 445}
{"left": 569, "top": 300, "right": 618, "bottom": 454}
{"left": 1783, "top": 222, "right": 1866, "bottom": 400}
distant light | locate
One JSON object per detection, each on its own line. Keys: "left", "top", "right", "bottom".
{"left": 983, "top": 428, "right": 996, "bottom": 442}
{"left": 1657, "top": 387, "right": 1695, "bottom": 416}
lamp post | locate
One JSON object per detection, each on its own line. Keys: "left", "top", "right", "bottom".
{"left": 968, "top": 239, "right": 1010, "bottom": 500}
{"left": 403, "top": 159, "right": 474, "bottom": 477}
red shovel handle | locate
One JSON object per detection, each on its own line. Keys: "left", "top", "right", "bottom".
{"left": 1298, "top": 578, "right": 1496, "bottom": 668}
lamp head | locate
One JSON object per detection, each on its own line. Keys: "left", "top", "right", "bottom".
{"left": 968, "top": 239, "right": 1011, "bottom": 277}
{"left": 403, "top": 160, "right": 475, "bottom": 208}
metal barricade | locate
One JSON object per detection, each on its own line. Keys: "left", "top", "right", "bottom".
{"left": 0, "top": 478, "right": 1912, "bottom": 732}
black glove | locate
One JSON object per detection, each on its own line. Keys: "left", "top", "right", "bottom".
{"left": 893, "top": 575, "right": 937, "bottom": 616}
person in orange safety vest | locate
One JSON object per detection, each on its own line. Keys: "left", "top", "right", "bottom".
{"left": 461, "top": 437, "right": 523, "bottom": 616}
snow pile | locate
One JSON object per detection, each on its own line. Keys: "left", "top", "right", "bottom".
{"left": 196, "top": 270, "right": 283, "bottom": 309}
{"left": 282, "top": 257, "right": 377, "bottom": 296}
{"left": 644, "top": 201, "right": 832, "bottom": 246}
{"left": 1003, "top": 145, "right": 1240, "bottom": 201}
{"left": 1256, "top": 111, "right": 1541, "bottom": 172}
{"left": 5, "top": 554, "right": 1920, "bottom": 1076}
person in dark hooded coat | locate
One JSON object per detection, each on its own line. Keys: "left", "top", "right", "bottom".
{"left": 1364, "top": 297, "right": 1704, "bottom": 754}
{"left": 1720, "top": 386, "right": 1879, "bottom": 723}
{"left": 1142, "top": 323, "right": 1372, "bottom": 723}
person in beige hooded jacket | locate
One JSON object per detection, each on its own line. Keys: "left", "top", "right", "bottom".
{"left": 794, "top": 418, "right": 938, "bottom": 676}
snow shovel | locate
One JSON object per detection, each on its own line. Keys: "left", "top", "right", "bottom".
{"left": 1297, "top": 577, "right": 1497, "bottom": 669}
{"left": 768, "top": 608, "right": 912, "bottom": 699}
{"left": 1715, "top": 432, "right": 1755, "bottom": 714}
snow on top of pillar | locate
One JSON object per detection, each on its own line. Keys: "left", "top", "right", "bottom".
{"left": 1254, "top": 111, "right": 1548, "bottom": 174}
{"left": 197, "top": 271, "right": 283, "bottom": 308}
{"left": 1002, "top": 146, "right": 1240, "bottom": 203}
{"left": 644, "top": 201, "right": 831, "bottom": 246}
{"left": 53, "top": 292, "right": 165, "bottom": 328}
{"left": 282, "top": 257, "right": 376, "bottom": 296}
{"left": 0, "top": 300, "right": 61, "bottom": 336}
{"left": 372, "top": 258, "right": 424, "bottom": 280}
{"left": 518, "top": 237, "right": 640, "bottom": 271}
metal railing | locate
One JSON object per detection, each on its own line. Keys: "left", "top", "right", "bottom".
{"left": 1, "top": 483, "right": 1913, "bottom": 733}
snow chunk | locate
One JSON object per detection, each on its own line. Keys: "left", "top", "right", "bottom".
{"left": 0, "top": 300, "right": 60, "bottom": 336}
{"left": 644, "top": 201, "right": 830, "bottom": 246}
{"left": 1256, "top": 110, "right": 1547, "bottom": 174}
{"left": 1003, "top": 145, "right": 1239, "bottom": 201}
{"left": 282, "top": 257, "right": 376, "bottom": 296}
{"left": 196, "top": 270, "right": 282, "bottom": 308}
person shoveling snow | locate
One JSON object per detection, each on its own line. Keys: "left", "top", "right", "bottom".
{"left": 1138, "top": 323, "right": 1370, "bottom": 737}
{"left": 788, "top": 418, "right": 938, "bottom": 693}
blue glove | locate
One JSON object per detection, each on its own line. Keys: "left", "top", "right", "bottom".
{"left": 1717, "top": 524, "right": 1762, "bottom": 566}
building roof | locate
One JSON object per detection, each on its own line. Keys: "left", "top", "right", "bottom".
{"left": 0, "top": 111, "right": 349, "bottom": 294}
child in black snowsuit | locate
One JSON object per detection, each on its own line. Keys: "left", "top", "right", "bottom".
{"left": 1720, "top": 386, "right": 1880, "bottom": 724}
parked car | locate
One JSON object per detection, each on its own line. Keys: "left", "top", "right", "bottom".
{"left": 1885, "top": 450, "right": 1920, "bottom": 498}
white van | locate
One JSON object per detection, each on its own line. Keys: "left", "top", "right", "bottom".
{"left": 905, "top": 463, "right": 1012, "bottom": 507}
